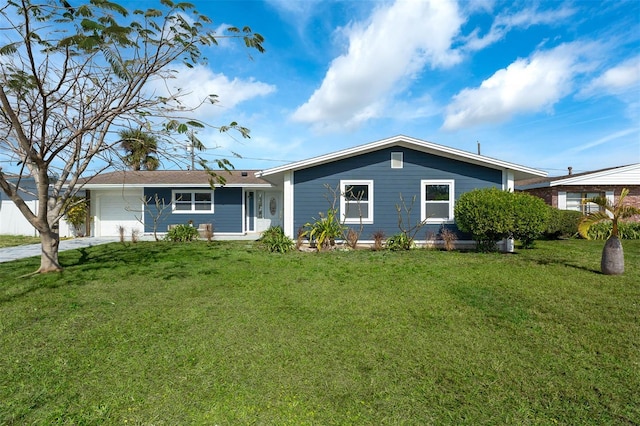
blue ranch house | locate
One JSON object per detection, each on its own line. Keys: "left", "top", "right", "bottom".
{"left": 82, "top": 135, "right": 547, "bottom": 245}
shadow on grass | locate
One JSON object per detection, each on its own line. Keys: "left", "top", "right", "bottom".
{"left": 533, "top": 256, "right": 600, "bottom": 274}
{"left": 1, "top": 241, "right": 229, "bottom": 303}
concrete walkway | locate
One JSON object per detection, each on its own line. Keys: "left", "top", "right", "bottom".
{"left": 0, "top": 237, "right": 121, "bottom": 263}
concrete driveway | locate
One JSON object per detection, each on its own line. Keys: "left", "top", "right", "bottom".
{"left": 0, "top": 237, "right": 121, "bottom": 263}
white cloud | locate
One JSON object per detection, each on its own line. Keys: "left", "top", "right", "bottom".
{"left": 463, "top": 5, "right": 576, "bottom": 51}
{"left": 149, "top": 64, "right": 276, "bottom": 119}
{"left": 566, "top": 128, "right": 638, "bottom": 154}
{"left": 579, "top": 56, "right": 640, "bottom": 97}
{"left": 442, "top": 42, "right": 596, "bottom": 130}
{"left": 291, "top": 0, "right": 463, "bottom": 132}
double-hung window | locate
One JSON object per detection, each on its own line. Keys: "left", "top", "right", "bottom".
{"left": 566, "top": 192, "right": 602, "bottom": 214}
{"left": 340, "top": 180, "right": 374, "bottom": 224}
{"left": 172, "top": 190, "right": 214, "bottom": 213}
{"left": 421, "top": 180, "right": 454, "bottom": 222}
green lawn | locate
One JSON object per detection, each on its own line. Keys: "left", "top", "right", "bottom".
{"left": 0, "top": 235, "right": 40, "bottom": 248}
{"left": 1, "top": 240, "right": 638, "bottom": 425}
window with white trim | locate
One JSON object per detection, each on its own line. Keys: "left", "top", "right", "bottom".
{"left": 172, "top": 190, "right": 214, "bottom": 213}
{"left": 340, "top": 180, "right": 373, "bottom": 224}
{"left": 566, "top": 192, "right": 603, "bottom": 214}
{"left": 391, "top": 152, "right": 403, "bottom": 169}
{"left": 421, "top": 180, "right": 454, "bottom": 222}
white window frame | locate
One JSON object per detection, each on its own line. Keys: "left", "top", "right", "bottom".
{"left": 566, "top": 191, "right": 603, "bottom": 215}
{"left": 340, "top": 180, "right": 374, "bottom": 224}
{"left": 421, "top": 179, "right": 455, "bottom": 223}
{"left": 391, "top": 152, "right": 403, "bottom": 169}
{"left": 172, "top": 190, "right": 214, "bottom": 214}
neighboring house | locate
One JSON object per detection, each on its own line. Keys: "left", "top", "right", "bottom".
{"left": 516, "top": 163, "right": 640, "bottom": 215}
{"left": 0, "top": 175, "right": 73, "bottom": 237}
{"left": 256, "top": 135, "right": 546, "bottom": 244}
{"left": 81, "top": 170, "right": 277, "bottom": 237}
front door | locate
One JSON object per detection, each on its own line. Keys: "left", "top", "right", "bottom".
{"left": 255, "top": 190, "right": 282, "bottom": 232}
{"left": 264, "top": 191, "right": 282, "bottom": 229}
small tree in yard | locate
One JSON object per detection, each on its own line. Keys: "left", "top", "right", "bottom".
{"left": 390, "top": 193, "right": 428, "bottom": 250}
{"left": 578, "top": 188, "right": 640, "bottom": 275}
{"left": 0, "top": 0, "right": 264, "bottom": 272}
{"left": 128, "top": 194, "right": 172, "bottom": 242}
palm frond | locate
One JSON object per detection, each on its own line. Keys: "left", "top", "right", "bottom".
{"left": 578, "top": 211, "right": 611, "bottom": 239}
{"left": 619, "top": 205, "right": 640, "bottom": 219}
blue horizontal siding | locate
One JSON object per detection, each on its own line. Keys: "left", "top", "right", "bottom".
{"left": 143, "top": 187, "right": 243, "bottom": 233}
{"left": 293, "top": 146, "right": 502, "bottom": 239}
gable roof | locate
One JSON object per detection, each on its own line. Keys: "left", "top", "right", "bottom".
{"left": 516, "top": 163, "right": 640, "bottom": 189}
{"left": 256, "top": 135, "right": 546, "bottom": 181}
{"left": 81, "top": 170, "right": 271, "bottom": 189}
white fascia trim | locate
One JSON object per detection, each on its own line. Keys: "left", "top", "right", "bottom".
{"left": 257, "top": 135, "right": 547, "bottom": 178}
{"left": 548, "top": 163, "right": 640, "bottom": 186}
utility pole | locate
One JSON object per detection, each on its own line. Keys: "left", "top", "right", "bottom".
{"left": 187, "top": 131, "right": 196, "bottom": 170}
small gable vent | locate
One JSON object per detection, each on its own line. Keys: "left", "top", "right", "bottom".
{"left": 391, "top": 152, "right": 403, "bottom": 169}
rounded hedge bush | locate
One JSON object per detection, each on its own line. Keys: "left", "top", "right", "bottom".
{"left": 544, "top": 208, "right": 582, "bottom": 239}
{"left": 454, "top": 187, "right": 549, "bottom": 251}
{"left": 454, "top": 187, "right": 513, "bottom": 251}
{"left": 511, "top": 192, "right": 550, "bottom": 248}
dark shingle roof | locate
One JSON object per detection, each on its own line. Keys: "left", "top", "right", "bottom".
{"left": 81, "top": 170, "right": 269, "bottom": 187}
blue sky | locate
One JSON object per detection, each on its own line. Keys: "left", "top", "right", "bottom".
{"left": 177, "top": 0, "right": 640, "bottom": 176}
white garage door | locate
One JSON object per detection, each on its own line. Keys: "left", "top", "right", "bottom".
{"left": 97, "top": 190, "right": 143, "bottom": 237}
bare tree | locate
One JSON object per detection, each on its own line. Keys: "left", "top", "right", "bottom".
{"left": 128, "top": 194, "right": 172, "bottom": 242}
{"left": 394, "top": 193, "right": 428, "bottom": 249}
{"left": 0, "top": 0, "right": 264, "bottom": 272}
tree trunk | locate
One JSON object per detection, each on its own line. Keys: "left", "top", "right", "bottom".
{"left": 601, "top": 236, "right": 624, "bottom": 275}
{"left": 39, "top": 229, "right": 62, "bottom": 273}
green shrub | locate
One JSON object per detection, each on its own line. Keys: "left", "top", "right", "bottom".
{"left": 165, "top": 224, "right": 199, "bottom": 242}
{"left": 303, "top": 208, "right": 345, "bottom": 251}
{"left": 386, "top": 233, "right": 415, "bottom": 251}
{"left": 63, "top": 197, "right": 88, "bottom": 236}
{"left": 454, "top": 187, "right": 513, "bottom": 251}
{"left": 543, "top": 208, "right": 582, "bottom": 239}
{"left": 455, "top": 188, "right": 550, "bottom": 251}
{"left": 512, "top": 193, "right": 549, "bottom": 248}
{"left": 586, "top": 221, "right": 640, "bottom": 240}
{"left": 260, "top": 226, "right": 295, "bottom": 253}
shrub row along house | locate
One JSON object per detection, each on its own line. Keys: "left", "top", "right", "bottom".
{"left": 3, "top": 135, "right": 638, "bottom": 244}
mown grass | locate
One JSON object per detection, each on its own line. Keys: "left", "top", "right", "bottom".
{"left": 0, "top": 235, "right": 40, "bottom": 248}
{"left": 0, "top": 240, "right": 638, "bottom": 425}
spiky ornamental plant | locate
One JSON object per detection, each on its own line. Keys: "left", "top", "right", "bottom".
{"left": 578, "top": 188, "right": 640, "bottom": 275}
